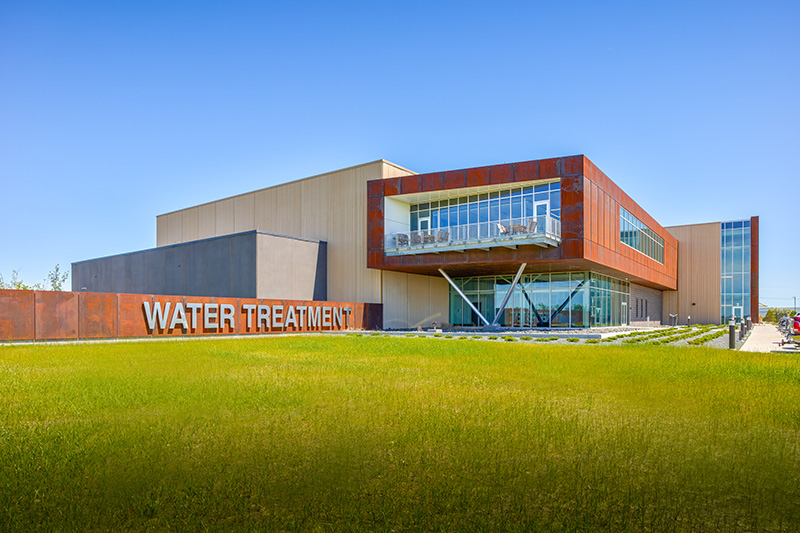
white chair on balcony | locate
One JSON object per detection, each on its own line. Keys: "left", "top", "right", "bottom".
{"left": 438, "top": 231, "right": 449, "bottom": 243}
{"left": 526, "top": 219, "right": 537, "bottom": 234}
{"left": 496, "top": 223, "right": 510, "bottom": 236}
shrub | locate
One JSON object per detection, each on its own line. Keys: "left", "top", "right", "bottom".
{"left": 520, "top": 336, "right": 532, "bottom": 341}
{"left": 585, "top": 339, "right": 600, "bottom": 344}
{"left": 567, "top": 338, "right": 580, "bottom": 343}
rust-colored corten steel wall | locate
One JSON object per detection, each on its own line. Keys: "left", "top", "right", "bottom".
{"left": 750, "top": 215, "right": 760, "bottom": 323}
{"left": 367, "top": 155, "right": 678, "bottom": 291}
{"left": 0, "top": 289, "right": 383, "bottom": 342}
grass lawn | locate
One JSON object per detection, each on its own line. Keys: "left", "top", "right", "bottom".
{"left": 1, "top": 336, "right": 799, "bottom": 531}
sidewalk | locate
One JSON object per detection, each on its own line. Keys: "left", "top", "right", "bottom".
{"left": 740, "top": 323, "right": 797, "bottom": 353}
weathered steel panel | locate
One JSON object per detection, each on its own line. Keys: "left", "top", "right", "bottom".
{"left": 0, "top": 290, "right": 35, "bottom": 341}
{"left": 79, "top": 292, "right": 118, "bottom": 338}
{"left": 35, "top": 291, "right": 78, "bottom": 340}
{"left": 118, "top": 293, "right": 154, "bottom": 338}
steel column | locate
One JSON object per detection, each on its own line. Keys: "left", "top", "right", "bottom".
{"left": 438, "top": 269, "right": 491, "bottom": 327}
{"left": 492, "top": 263, "right": 527, "bottom": 325}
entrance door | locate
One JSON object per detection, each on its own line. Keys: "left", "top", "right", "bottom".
{"left": 419, "top": 217, "right": 430, "bottom": 232}
{"left": 732, "top": 306, "right": 743, "bottom": 323}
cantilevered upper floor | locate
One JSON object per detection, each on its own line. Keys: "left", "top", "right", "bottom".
{"left": 367, "top": 155, "right": 679, "bottom": 291}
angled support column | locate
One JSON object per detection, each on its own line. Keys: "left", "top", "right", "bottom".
{"left": 491, "top": 263, "right": 527, "bottom": 325}
{"left": 438, "top": 268, "right": 491, "bottom": 327}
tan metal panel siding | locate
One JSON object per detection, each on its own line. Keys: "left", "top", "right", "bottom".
{"left": 156, "top": 215, "right": 169, "bottom": 247}
{"left": 382, "top": 271, "right": 408, "bottom": 328}
{"left": 664, "top": 222, "right": 721, "bottom": 325}
{"left": 253, "top": 188, "right": 278, "bottom": 232}
{"left": 181, "top": 207, "right": 200, "bottom": 242}
{"left": 234, "top": 194, "right": 255, "bottom": 233}
{"left": 274, "top": 184, "right": 303, "bottom": 236}
{"left": 381, "top": 271, "right": 449, "bottom": 329}
{"left": 301, "top": 177, "right": 329, "bottom": 241}
{"left": 198, "top": 203, "right": 216, "bottom": 239}
{"left": 166, "top": 212, "right": 183, "bottom": 246}
{"left": 215, "top": 198, "right": 235, "bottom": 236}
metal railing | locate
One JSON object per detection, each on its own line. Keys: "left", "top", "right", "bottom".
{"left": 385, "top": 215, "right": 561, "bottom": 253}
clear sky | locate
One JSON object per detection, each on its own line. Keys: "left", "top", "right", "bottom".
{"left": 1, "top": 1, "right": 798, "bottom": 310}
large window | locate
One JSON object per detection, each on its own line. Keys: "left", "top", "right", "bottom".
{"left": 410, "top": 181, "right": 560, "bottom": 231}
{"left": 721, "top": 220, "right": 751, "bottom": 323}
{"left": 620, "top": 207, "right": 664, "bottom": 263}
{"left": 448, "top": 271, "right": 629, "bottom": 328}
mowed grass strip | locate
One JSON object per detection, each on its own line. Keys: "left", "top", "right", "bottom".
{"left": 1, "top": 337, "right": 799, "bottom": 531}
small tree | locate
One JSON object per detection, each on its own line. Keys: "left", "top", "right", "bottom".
{"left": 0, "top": 270, "right": 44, "bottom": 290}
{"left": 0, "top": 265, "right": 69, "bottom": 291}
{"left": 47, "top": 264, "right": 69, "bottom": 291}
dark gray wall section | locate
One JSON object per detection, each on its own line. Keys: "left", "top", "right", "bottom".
{"left": 314, "top": 242, "right": 327, "bottom": 301}
{"left": 72, "top": 231, "right": 327, "bottom": 300}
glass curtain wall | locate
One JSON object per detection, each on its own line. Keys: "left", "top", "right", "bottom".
{"left": 448, "top": 272, "right": 629, "bottom": 328}
{"left": 410, "top": 181, "right": 560, "bottom": 232}
{"left": 721, "top": 220, "right": 751, "bottom": 322}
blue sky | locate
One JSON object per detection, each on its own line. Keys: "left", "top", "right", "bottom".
{"left": 1, "top": 1, "right": 798, "bottom": 309}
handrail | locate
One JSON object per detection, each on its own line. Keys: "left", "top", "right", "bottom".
{"left": 385, "top": 216, "right": 561, "bottom": 252}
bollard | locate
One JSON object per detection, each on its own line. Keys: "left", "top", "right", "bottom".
{"left": 739, "top": 324, "right": 744, "bottom": 341}
{"left": 729, "top": 322, "right": 736, "bottom": 349}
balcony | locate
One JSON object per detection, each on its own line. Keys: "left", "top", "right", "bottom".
{"left": 385, "top": 215, "right": 561, "bottom": 256}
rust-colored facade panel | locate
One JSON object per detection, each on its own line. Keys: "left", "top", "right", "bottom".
{"left": 422, "top": 171, "right": 445, "bottom": 191}
{"left": 400, "top": 174, "right": 422, "bottom": 195}
{"left": 514, "top": 160, "right": 540, "bottom": 181}
{"left": 466, "top": 165, "right": 491, "bottom": 187}
{"left": 35, "top": 291, "right": 78, "bottom": 340}
{"left": 0, "top": 290, "right": 35, "bottom": 341}
{"left": 383, "top": 178, "right": 400, "bottom": 197}
{"left": 79, "top": 292, "right": 118, "bottom": 339}
{"left": 539, "top": 157, "right": 560, "bottom": 179}
{"left": 119, "top": 293, "right": 155, "bottom": 338}
{"left": 367, "top": 179, "right": 384, "bottom": 198}
{"left": 750, "top": 216, "right": 760, "bottom": 323}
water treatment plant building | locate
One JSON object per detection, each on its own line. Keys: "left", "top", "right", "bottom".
{"left": 72, "top": 155, "right": 759, "bottom": 329}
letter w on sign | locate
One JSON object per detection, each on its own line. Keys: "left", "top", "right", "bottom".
{"left": 143, "top": 302, "right": 171, "bottom": 331}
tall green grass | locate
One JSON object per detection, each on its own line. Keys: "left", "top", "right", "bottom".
{"left": 1, "top": 337, "right": 799, "bottom": 531}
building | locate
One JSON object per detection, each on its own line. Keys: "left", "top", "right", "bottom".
{"left": 73, "top": 155, "right": 758, "bottom": 329}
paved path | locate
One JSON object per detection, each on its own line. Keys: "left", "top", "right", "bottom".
{"left": 740, "top": 323, "right": 798, "bottom": 353}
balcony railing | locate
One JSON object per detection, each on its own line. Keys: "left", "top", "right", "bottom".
{"left": 385, "top": 215, "right": 561, "bottom": 256}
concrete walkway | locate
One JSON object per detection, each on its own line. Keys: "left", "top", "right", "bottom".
{"left": 740, "top": 323, "right": 798, "bottom": 353}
